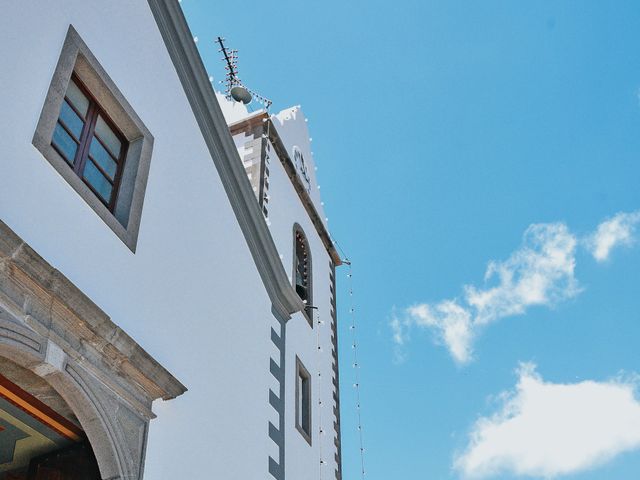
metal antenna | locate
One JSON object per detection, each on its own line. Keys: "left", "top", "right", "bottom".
{"left": 216, "top": 36, "right": 238, "bottom": 98}
{"left": 215, "top": 36, "right": 272, "bottom": 109}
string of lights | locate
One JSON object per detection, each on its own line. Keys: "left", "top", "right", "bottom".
{"left": 347, "top": 261, "right": 366, "bottom": 478}
{"left": 187, "top": 27, "right": 274, "bottom": 108}
{"left": 332, "top": 238, "right": 366, "bottom": 480}
{"left": 215, "top": 36, "right": 273, "bottom": 109}
{"left": 315, "top": 305, "right": 326, "bottom": 480}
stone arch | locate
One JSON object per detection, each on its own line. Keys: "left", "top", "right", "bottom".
{"left": 0, "top": 317, "right": 124, "bottom": 480}
{"left": 0, "top": 220, "right": 184, "bottom": 479}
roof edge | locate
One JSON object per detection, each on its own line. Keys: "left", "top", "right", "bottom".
{"left": 228, "top": 115, "right": 342, "bottom": 266}
{"left": 147, "top": 0, "right": 304, "bottom": 319}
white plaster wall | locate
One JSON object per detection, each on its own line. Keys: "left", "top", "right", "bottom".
{"left": 264, "top": 138, "right": 340, "bottom": 479}
{"left": 219, "top": 93, "right": 342, "bottom": 478}
{"left": 0, "top": 2, "right": 278, "bottom": 479}
{"left": 271, "top": 106, "right": 327, "bottom": 222}
{"left": 216, "top": 92, "right": 261, "bottom": 125}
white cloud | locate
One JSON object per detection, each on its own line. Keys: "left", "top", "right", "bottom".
{"left": 587, "top": 211, "right": 640, "bottom": 262}
{"left": 390, "top": 315, "right": 407, "bottom": 346}
{"left": 390, "top": 311, "right": 412, "bottom": 364}
{"left": 466, "top": 223, "right": 578, "bottom": 326}
{"left": 407, "top": 301, "right": 474, "bottom": 364}
{"left": 399, "top": 223, "right": 579, "bottom": 364}
{"left": 455, "top": 364, "right": 640, "bottom": 479}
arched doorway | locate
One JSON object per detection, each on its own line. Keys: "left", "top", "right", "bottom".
{"left": 0, "top": 358, "right": 100, "bottom": 479}
{"left": 0, "top": 220, "right": 186, "bottom": 480}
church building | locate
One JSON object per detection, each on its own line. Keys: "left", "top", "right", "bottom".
{"left": 0, "top": 1, "right": 343, "bottom": 479}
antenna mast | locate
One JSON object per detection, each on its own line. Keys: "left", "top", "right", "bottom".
{"left": 216, "top": 36, "right": 272, "bottom": 109}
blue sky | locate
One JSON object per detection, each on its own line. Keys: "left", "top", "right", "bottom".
{"left": 182, "top": 2, "right": 640, "bottom": 478}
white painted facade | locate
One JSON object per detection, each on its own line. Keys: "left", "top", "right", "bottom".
{"left": 0, "top": 1, "right": 341, "bottom": 479}
{"left": 220, "top": 96, "right": 342, "bottom": 480}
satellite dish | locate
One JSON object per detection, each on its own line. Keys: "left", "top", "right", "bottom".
{"left": 231, "top": 86, "right": 252, "bottom": 105}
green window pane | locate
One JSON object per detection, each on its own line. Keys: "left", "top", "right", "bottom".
{"left": 59, "top": 100, "right": 85, "bottom": 139}
{"left": 89, "top": 137, "right": 117, "bottom": 180}
{"left": 52, "top": 123, "right": 78, "bottom": 164}
{"left": 66, "top": 79, "right": 89, "bottom": 117}
{"left": 83, "top": 160, "right": 113, "bottom": 203}
{"left": 94, "top": 115, "right": 122, "bottom": 158}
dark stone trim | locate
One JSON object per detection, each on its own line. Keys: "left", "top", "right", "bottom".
{"left": 269, "top": 457, "right": 283, "bottom": 480}
{"left": 270, "top": 358, "right": 282, "bottom": 379}
{"left": 268, "top": 306, "right": 287, "bottom": 480}
{"left": 329, "top": 263, "right": 343, "bottom": 480}
{"left": 258, "top": 126, "right": 268, "bottom": 210}
{"left": 262, "top": 139, "right": 271, "bottom": 219}
{"left": 229, "top": 113, "right": 342, "bottom": 267}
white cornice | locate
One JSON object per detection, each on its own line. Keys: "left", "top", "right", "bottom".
{"left": 147, "top": 0, "right": 304, "bottom": 320}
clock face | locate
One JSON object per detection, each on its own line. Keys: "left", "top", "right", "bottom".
{"left": 292, "top": 146, "right": 311, "bottom": 193}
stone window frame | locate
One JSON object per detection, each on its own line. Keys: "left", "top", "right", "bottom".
{"left": 295, "top": 355, "right": 312, "bottom": 446}
{"left": 293, "top": 224, "right": 313, "bottom": 327}
{"left": 32, "top": 25, "right": 153, "bottom": 252}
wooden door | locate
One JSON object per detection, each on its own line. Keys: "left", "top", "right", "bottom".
{"left": 27, "top": 444, "right": 100, "bottom": 480}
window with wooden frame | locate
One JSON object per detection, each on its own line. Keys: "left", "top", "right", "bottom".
{"left": 294, "top": 226, "right": 313, "bottom": 323}
{"left": 52, "top": 75, "right": 128, "bottom": 211}
{"left": 295, "top": 356, "right": 312, "bottom": 445}
{"left": 33, "top": 26, "right": 153, "bottom": 252}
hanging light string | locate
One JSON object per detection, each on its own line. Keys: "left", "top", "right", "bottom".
{"left": 315, "top": 305, "right": 326, "bottom": 480}
{"left": 347, "top": 260, "right": 366, "bottom": 478}
{"left": 331, "top": 237, "right": 366, "bottom": 480}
